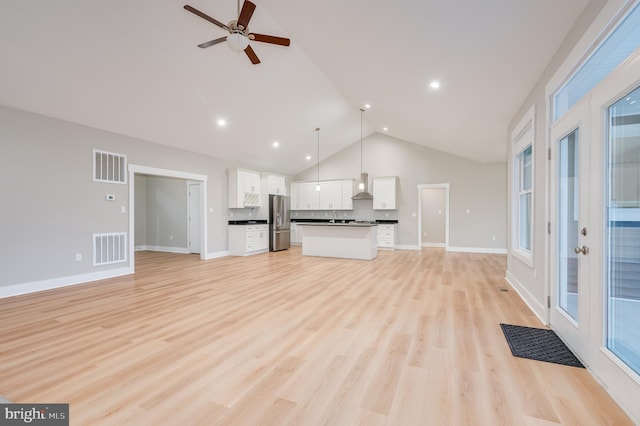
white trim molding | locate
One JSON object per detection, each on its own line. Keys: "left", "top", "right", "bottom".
{"left": 421, "top": 242, "right": 445, "bottom": 248}
{"left": 395, "top": 245, "right": 421, "bottom": 251}
{"left": 134, "top": 245, "right": 190, "bottom": 254}
{"left": 128, "top": 164, "right": 209, "bottom": 273}
{"left": 505, "top": 271, "right": 547, "bottom": 325}
{"left": 0, "top": 267, "right": 133, "bottom": 299}
{"left": 447, "top": 246, "right": 507, "bottom": 254}
{"left": 204, "top": 250, "right": 230, "bottom": 260}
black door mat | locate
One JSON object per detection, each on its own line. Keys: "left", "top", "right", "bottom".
{"left": 500, "top": 324, "right": 584, "bottom": 368}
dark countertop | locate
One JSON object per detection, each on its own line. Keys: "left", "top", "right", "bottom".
{"left": 228, "top": 220, "right": 268, "bottom": 225}
{"left": 291, "top": 218, "right": 398, "bottom": 224}
{"left": 297, "top": 222, "right": 377, "bottom": 227}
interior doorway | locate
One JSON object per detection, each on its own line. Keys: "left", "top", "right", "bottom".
{"left": 417, "top": 183, "right": 450, "bottom": 250}
{"left": 128, "top": 165, "right": 208, "bottom": 272}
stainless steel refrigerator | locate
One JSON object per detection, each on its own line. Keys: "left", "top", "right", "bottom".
{"left": 269, "top": 194, "right": 290, "bottom": 251}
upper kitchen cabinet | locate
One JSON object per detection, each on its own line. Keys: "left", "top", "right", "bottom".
{"left": 319, "top": 181, "right": 342, "bottom": 210}
{"left": 342, "top": 180, "right": 354, "bottom": 210}
{"left": 373, "top": 176, "right": 398, "bottom": 210}
{"left": 266, "top": 174, "right": 287, "bottom": 195}
{"left": 228, "top": 168, "right": 261, "bottom": 208}
{"left": 291, "top": 179, "right": 355, "bottom": 210}
{"left": 299, "top": 182, "right": 320, "bottom": 210}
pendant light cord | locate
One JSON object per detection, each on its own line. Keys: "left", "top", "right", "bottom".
{"left": 360, "top": 108, "right": 364, "bottom": 175}
{"left": 316, "top": 127, "right": 320, "bottom": 187}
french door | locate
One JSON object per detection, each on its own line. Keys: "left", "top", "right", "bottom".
{"left": 550, "top": 97, "right": 591, "bottom": 362}
{"left": 550, "top": 53, "right": 640, "bottom": 421}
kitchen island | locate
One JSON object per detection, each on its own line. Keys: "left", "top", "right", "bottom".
{"left": 297, "top": 222, "right": 378, "bottom": 260}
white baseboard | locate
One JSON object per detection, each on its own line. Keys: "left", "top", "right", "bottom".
{"left": 204, "top": 250, "right": 229, "bottom": 260}
{"left": 395, "top": 245, "right": 421, "bottom": 251}
{"left": 447, "top": 246, "right": 508, "bottom": 254}
{"left": 504, "top": 271, "right": 547, "bottom": 326}
{"left": 0, "top": 267, "right": 133, "bottom": 299}
{"left": 421, "top": 242, "right": 445, "bottom": 248}
{"left": 135, "top": 245, "right": 190, "bottom": 254}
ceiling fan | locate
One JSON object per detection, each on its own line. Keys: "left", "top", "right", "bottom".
{"left": 183, "top": 1, "right": 291, "bottom": 65}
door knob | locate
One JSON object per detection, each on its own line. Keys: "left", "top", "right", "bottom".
{"left": 574, "top": 246, "right": 589, "bottom": 255}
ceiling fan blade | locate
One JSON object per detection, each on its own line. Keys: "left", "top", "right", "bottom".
{"left": 198, "top": 37, "right": 227, "bottom": 48}
{"left": 250, "top": 33, "right": 290, "bottom": 47}
{"left": 184, "top": 5, "right": 229, "bottom": 31}
{"left": 237, "top": 0, "right": 256, "bottom": 30}
{"left": 244, "top": 45, "right": 261, "bottom": 64}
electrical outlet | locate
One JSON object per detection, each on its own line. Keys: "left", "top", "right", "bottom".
{"left": 492, "top": 236, "right": 496, "bottom": 241}
{"left": 169, "top": 235, "right": 173, "bottom": 241}
{"left": 75, "top": 253, "right": 82, "bottom": 262}
{"left": 121, "top": 206, "right": 126, "bottom": 214}
{"left": 230, "top": 212, "right": 234, "bottom": 217}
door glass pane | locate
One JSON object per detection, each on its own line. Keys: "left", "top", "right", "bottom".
{"left": 558, "top": 129, "right": 579, "bottom": 321}
{"left": 607, "top": 86, "right": 640, "bottom": 375}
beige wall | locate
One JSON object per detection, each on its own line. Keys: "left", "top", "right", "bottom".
{"left": 505, "top": 0, "right": 608, "bottom": 319}
{"left": 421, "top": 188, "right": 446, "bottom": 245}
{"left": 296, "top": 132, "right": 507, "bottom": 250}
{"left": 135, "top": 175, "right": 189, "bottom": 250}
{"left": 0, "top": 105, "right": 239, "bottom": 287}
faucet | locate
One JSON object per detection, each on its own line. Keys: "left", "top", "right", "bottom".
{"left": 330, "top": 210, "right": 337, "bottom": 223}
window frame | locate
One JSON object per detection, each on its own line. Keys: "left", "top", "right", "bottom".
{"left": 511, "top": 105, "right": 535, "bottom": 267}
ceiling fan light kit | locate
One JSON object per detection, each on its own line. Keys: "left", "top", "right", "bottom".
{"left": 184, "top": 1, "right": 291, "bottom": 65}
{"left": 227, "top": 32, "right": 249, "bottom": 52}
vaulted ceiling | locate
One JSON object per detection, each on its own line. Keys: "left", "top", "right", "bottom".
{"left": 0, "top": 0, "right": 588, "bottom": 175}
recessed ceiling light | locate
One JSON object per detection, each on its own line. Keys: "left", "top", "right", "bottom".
{"left": 383, "top": 127, "right": 388, "bottom": 131}
{"left": 305, "top": 155, "right": 311, "bottom": 160}
{"left": 273, "top": 141, "right": 280, "bottom": 148}
{"left": 429, "top": 81, "right": 441, "bottom": 89}
{"left": 364, "top": 104, "right": 371, "bottom": 109}
{"left": 217, "top": 118, "right": 226, "bottom": 127}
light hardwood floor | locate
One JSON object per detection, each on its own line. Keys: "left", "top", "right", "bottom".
{"left": 0, "top": 248, "right": 633, "bottom": 425}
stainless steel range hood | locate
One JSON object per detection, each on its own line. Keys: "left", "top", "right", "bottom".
{"left": 352, "top": 172, "right": 373, "bottom": 200}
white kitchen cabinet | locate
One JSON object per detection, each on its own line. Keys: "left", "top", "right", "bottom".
{"left": 291, "top": 179, "right": 355, "bottom": 210}
{"left": 319, "top": 181, "right": 342, "bottom": 210}
{"left": 377, "top": 224, "right": 396, "bottom": 249}
{"left": 373, "top": 176, "right": 398, "bottom": 210}
{"left": 298, "top": 182, "right": 320, "bottom": 210}
{"left": 229, "top": 224, "right": 269, "bottom": 255}
{"left": 290, "top": 222, "right": 302, "bottom": 244}
{"left": 228, "top": 168, "right": 261, "bottom": 208}
{"left": 342, "top": 180, "right": 354, "bottom": 210}
{"left": 267, "top": 174, "right": 287, "bottom": 195}
{"left": 290, "top": 182, "right": 301, "bottom": 209}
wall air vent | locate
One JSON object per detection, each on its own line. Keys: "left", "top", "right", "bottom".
{"left": 93, "top": 150, "right": 127, "bottom": 184}
{"left": 93, "top": 232, "right": 127, "bottom": 266}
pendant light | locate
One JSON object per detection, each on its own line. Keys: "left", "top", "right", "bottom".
{"left": 352, "top": 108, "right": 373, "bottom": 200}
{"left": 315, "top": 127, "right": 321, "bottom": 191}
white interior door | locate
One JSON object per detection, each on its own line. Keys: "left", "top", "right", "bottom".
{"left": 550, "top": 97, "right": 591, "bottom": 363}
{"left": 188, "top": 182, "right": 201, "bottom": 254}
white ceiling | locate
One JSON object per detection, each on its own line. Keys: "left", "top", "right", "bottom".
{"left": 0, "top": 0, "right": 588, "bottom": 175}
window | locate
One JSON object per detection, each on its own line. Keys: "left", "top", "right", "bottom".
{"left": 554, "top": 2, "right": 640, "bottom": 121}
{"left": 519, "top": 146, "right": 533, "bottom": 250}
{"left": 512, "top": 106, "right": 535, "bottom": 265}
